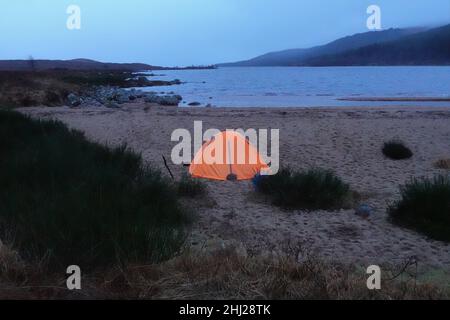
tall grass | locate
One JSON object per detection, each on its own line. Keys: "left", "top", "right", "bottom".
{"left": 389, "top": 175, "right": 450, "bottom": 242}
{"left": 0, "top": 110, "right": 192, "bottom": 270}
{"left": 254, "top": 168, "right": 351, "bottom": 210}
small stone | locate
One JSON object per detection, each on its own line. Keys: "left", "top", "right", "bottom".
{"left": 355, "top": 204, "right": 374, "bottom": 218}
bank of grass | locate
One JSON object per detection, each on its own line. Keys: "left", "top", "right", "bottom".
{"left": 389, "top": 175, "right": 450, "bottom": 242}
{"left": 0, "top": 110, "right": 192, "bottom": 270}
{"left": 0, "top": 70, "right": 178, "bottom": 108}
{"left": 0, "top": 71, "right": 75, "bottom": 107}
{"left": 254, "top": 168, "right": 352, "bottom": 210}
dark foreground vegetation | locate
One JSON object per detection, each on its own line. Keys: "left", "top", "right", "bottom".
{"left": 0, "top": 110, "right": 192, "bottom": 270}
{"left": 254, "top": 168, "right": 352, "bottom": 210}
{"left": 0, "top": 70, "right": 179, "bottom": 108}
{"left": 389, "top": 175, "right": 450, "bottom": 242}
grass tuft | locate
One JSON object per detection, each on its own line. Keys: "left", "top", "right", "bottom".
{"left": 388, "top": 175, "right": 450, "bottom": 242}
{"left": 253, "top": 168, "right": 351, "bottom": 210}
{"left": 382, "top": 140, "right": 413, "bottom": 160}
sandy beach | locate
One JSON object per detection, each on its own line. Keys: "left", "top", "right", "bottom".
{"left": 20, "top": 104, "right": 450, "bottom": 270}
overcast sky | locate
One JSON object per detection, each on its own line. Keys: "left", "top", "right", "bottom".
{"left": 1, "top": 0, "right": 449, "bottom": 66}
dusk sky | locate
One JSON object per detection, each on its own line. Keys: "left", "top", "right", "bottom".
{"left": 1, "top": 0, "right": 449, "bottom": 66}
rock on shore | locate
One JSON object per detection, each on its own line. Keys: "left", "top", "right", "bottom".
{"left": 66, "top": 87, "right": 183, "bottom": 108}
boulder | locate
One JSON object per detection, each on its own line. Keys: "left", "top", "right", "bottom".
{"left": 115, "top": 96, "right": 129, "bottom": 104}
{"left": 82, "top": 97, "right": 103, "bottom": 108}
{"left": 144, "top": 94, "right": 182, "bottom": 106}
{"left": 159, "top": 95, "right": 182, "bottom": 106}
{"left": 67, "top": 93, "right": 82, "bottom": 107}
{"left": 114, "top": 89, "right": 132, "bottom": 104}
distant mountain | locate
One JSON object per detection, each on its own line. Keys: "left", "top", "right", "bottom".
{"left": 219, "top": 26, "right": 450, "bottom": 66}
{"left": 305, "top": 24, "right": 450, "bottom": 66}
{"left": 0, "top": 59, "right": 163, "bottom": 71}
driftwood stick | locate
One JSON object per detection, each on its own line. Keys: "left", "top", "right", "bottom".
{"left": 162, "top": 155, "right": 174, "bottom": 180}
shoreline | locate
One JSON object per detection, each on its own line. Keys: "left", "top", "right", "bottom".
{"left": 338, "top": 97, "right": 450, "bottom": 102}
{"left": 178, "top": 104, "right": 450, "bottom": 111}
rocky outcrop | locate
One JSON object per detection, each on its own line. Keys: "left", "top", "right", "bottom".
{"left": 66, "top": 87, "right": 183, "bottom": 108}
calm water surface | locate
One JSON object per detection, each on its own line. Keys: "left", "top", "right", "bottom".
{"left": 141, "top": 67, "right": 450, "bottom": 107}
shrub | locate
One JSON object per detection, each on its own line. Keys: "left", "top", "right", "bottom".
{"left": 177, "top": 173, "right": 206, "bottom": 198}
{"left": 388, "top": 175, "right": 450, "bottom": 242}
{"left": 254, "top": 168, "right": 351, "bottom": 210}
{"left": 382, "top": 140, "right": 413, "bottom": 160}
{"left": 0, "top": 110, "right": 192, "bottom": 270}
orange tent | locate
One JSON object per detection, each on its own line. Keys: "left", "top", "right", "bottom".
{"left": 189, "top": 131, "right": 269, "bottom": 181}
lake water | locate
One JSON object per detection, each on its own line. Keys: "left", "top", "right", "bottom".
{"left": 142, "top": 67, "right": 450, "bottom": 108}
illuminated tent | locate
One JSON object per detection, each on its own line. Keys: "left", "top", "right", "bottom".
{"left": 189, "top": 131, "right": 269, "bottom": 181}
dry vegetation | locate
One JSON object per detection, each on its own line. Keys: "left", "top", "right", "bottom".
{"left": 1, "top": 245, "right": 447, "bottom": 300}
{"left": 435, "top": 158, "right": 450, "bottom": 169}
{"left": 0, "top": 71, "right": 79, "bottom": 107}
{"left": 0, "top": 70, "right": 174, "bottom": 108}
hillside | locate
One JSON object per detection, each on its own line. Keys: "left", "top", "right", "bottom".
{"left": 0, "top": 58, "right": 162, "bottom": 71}
{"left": 219, "top": 26, "right": 450, "bottom": 66}
{"left": 305, "top": 24, "right": 450, "bottom": 66}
